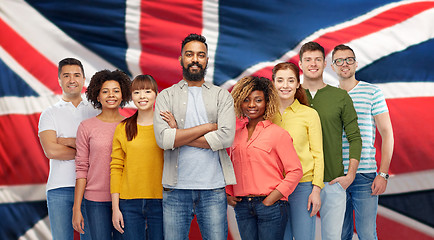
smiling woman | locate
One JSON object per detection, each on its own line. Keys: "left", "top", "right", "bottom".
{"left": 72, "top": 70, "right": 131, "bottom": 240}
{"left": 226, "top": 76, "right": 303, "bottom": 240}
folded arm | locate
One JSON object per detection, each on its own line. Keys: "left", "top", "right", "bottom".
{"left": 39, "top": 130, "right": 76, "bottom": 160}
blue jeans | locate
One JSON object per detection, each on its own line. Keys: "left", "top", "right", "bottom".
{"left": 234, "top": 197, "right": 287, "bottom": 240}
{"left": 342, "top": 173, "right": 378, "bottom": 240}
{"left": 284, "top": 182, "right": 316, "bottom": 240}
{"left": 163, "top": 187, "right": 228, "bottom": 240}
{"left": 319, "top": 182, "right": 346, "bottom": 240}
{"left": 46, "top": 187, "right": 90, "bottom": 240}
{"left": 119, "top": 198, "right": 163, "bottom": 240}
{"left": 84, "top": 199, "right": 121, "bottom": 240}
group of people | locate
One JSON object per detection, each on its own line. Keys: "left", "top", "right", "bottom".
{"left": 38, "top": 33, "right": 394, "bottom": 240}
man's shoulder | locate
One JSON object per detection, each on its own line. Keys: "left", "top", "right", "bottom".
{"left": 357, "top": 81, "right": 383, "bottom": 92}
{"left": 159, "top": 80, "right": 186, "bottom": 94}
{"left": 325, "top": 84, "right": 348, "bottom": 94}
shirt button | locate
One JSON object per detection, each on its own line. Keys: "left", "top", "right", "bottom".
{"left": 311, "top": 104, "right": 313, "bottom": 107}
{"left": 181, "top": 119, "right": 184, "bottom": 122}
{"left": 183, "top": 102, "right": 186, "bottom": 105}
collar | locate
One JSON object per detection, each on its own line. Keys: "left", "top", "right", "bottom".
{"left": 285, "top": 99, "right": 301, "bottom": 113}
{"left": 178, "top": 79, "right": 211, "bottom": 89}
{"left": 57, "top": 96, "right": 89, "bottom": 107}
{"left": 240, "top": 119, "right": 273, "bottom": 129}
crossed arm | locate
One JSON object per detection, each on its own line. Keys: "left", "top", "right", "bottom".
{"left": 160, "top": 110, "right": 217, "bottom": 149}
{"left": 39, "top": 130, "right": 76, "bottom": 160}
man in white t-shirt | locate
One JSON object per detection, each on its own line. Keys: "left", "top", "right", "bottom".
{"left": 38, "top": 58, "right": 99, "bottom": 239}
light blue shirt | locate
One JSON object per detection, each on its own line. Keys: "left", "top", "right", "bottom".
{"left": 176, "top": 87, "right": 225, "bottom": 189}
{"left": 153, "top": 80, "right": 236, "bottom": 187}
{"left": 342, "top": 81, "right": 388, "bottom": 173}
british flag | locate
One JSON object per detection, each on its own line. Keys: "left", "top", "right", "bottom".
{"left": 1, "top": 0, "right": 433, "bottom": 239}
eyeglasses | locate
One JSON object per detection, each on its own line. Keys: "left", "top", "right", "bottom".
{"left": 333, "top": 57, "right": 356, "bottom": 66}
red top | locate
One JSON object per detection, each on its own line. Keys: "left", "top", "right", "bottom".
{"left": 226, "top": 120, "right": 302, "bottom": 201}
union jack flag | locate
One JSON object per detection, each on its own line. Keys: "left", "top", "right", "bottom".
{"left": 1, "top": 0, "right": 433, "bottom": 239}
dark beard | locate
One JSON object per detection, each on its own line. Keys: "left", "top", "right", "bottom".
{"left": 182, "top": 62, "right": 207, "bottom": 82}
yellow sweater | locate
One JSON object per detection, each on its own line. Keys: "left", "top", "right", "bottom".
{"left": 273, "top": 99, "right": 325, "bottom": 189}
{"left": 111, "top": 123, "right": 164, "bottom": 199}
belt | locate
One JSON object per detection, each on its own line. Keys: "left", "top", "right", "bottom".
{"left": 237, "top": 195, "right": 267, "bottom": 202}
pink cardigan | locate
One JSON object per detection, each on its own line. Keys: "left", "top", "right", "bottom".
{"left": 76, "top": 117, "right": 120, "bottom": 202}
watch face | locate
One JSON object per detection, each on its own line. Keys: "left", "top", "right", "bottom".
{"left": 380, "top": 172, "right": 389, "bottom": 180}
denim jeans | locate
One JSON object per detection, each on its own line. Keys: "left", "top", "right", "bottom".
{"left": 319, "top": 182, "right": 346, "bottom": 240}
{"left": 342, "top": 172, "right": 378, "bottom": 240}
{"left": 46, "top": 187, "right": 90, "bottom": 240}
{"left": 284, "top": 182, "right": 316, "bottom": 240}
{"left": 163, "top": 187, "right": 228, "bottom": 240}
{"left": 119, "top": 198, "right": 163, "bottom": 240}
{"left": 84, "top": 199, "right": 122, "bottom": 240}
{"left": 234, "top": 197, "right": 287, "bottom": 240}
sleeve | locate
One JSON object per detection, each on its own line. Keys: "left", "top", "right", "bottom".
{"left": 342, "top": 92, "right": 362, "bottom": 161}
{"left": 203, "top": 89, "right": 236, "bottom": 151}
{"left": 38, "top": 108, "right": 55, "bottom": 134}
{"left": 225, "top": 185, "right": 234, "bottom": 196}
{"left": 110, "top": 123, "right": 126, "bottom": 194}
{"left": 153, "top": 89, "right": 177, "bottom": 150}
{"left": 372, "top": 87, "right": 388, "bottom": 116}
{"left": 75, "top": 122, "right": 90, "bottom": 179}
{"left": 274, "top": 130, "right": 303, "bottom": 197}
{"left": 308, "top": 110, "right": 325, "bottom": 189}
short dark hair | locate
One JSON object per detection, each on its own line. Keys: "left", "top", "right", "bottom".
{"left": 58, "top": 58, "right": 85, "bottom": 78}
{"left": 86, "top": 69, "right": 131, "bottom": 109}
{"left": 299, "top": 42, "right": 325, "bottom": 60}
{"left": 332, "top": 44, "right": 355, "bottom": 59}
{"left": 181, "top": 33, "right": 208, "bottom": 53}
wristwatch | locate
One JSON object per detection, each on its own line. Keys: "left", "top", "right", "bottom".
{"left": 379, "top": 172, "right": 389, "bottom": 180}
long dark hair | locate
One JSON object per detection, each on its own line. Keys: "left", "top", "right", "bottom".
{"left": 122, "top": 75, "right": 158, "bottom": 141}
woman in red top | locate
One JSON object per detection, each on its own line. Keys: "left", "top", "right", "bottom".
{"left": 226, "top": 76, "right": 303, "bottom": 240}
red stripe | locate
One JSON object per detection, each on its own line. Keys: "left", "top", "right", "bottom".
{"left": 377, "top": 214, "right": 433, "bottom": 240}
{"left": 0, "top": 19, "right": 60, "bottom": 94}
{"left": 0, "top": 113, "right": 48, "bottom": 185}
{"left": 251, "top": 1, "right": 434, "bottom": 78}
{"left": 139, "top": 0, "right": 203, "bottom": 90}
{"left": 375, "top": 97, "right": 434, "bottom": 175}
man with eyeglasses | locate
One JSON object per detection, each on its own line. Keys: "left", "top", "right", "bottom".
{"left": 332, "top": 44, "right": 394, "bottom": 240}
{"left": 298, "top": 41, "right": 362, "bottom": 240}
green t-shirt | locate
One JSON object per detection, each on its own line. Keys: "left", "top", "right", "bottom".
{"left": 306, "top": 85, "right": 362, "bottom": 182}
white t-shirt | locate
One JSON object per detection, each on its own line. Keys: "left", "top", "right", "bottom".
{"left": 38, "top": 99, "right": 99, "bottom": 191}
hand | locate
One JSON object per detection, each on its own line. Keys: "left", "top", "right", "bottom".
{"left": 72, "top": 208, "right": 85, "bottom": 234}
{"left": 262, "top": 189, "right": 284, "bottom": 206}
{"left": 371, "top": 175, "right": 387, "bottom": 195}
{"left": 112, "top": 208, "right": 124, "bottom": 234}
{"left": 307, "top": 186, "right": 321, "bottom": 217}
{"left": 57, "top": 137, "right": 76, "bottom": 149}
{"left": 329, "top": 174, "right": 355, "bottom": 190}
{"left": 205, "top": 123, "right": 218, "bottom": 132}
{"left": 227, "top": 195, "right": 241, "bottom": 207}
{"left": 262, "top": 197, "right": 277, "bottom": 207}
{"left": 160, "top": 111, "right": 177, "bottom": 128}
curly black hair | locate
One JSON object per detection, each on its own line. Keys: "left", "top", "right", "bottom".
{"left": 231, "top": 76, "right": 280, "bottom": 120}
{"left": 86, "top": 69, "right": 131, "bottom": 109}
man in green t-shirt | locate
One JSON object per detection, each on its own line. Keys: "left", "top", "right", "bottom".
{"left": 299, "top": 41, "right": 362, "bottom": 240}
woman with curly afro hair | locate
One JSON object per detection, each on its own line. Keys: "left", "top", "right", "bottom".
{"left": 73, "top": 69, "right": 130, "bottom": 240}
{"left": 226, "top": 76, "right": 303, "bottom": 240}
